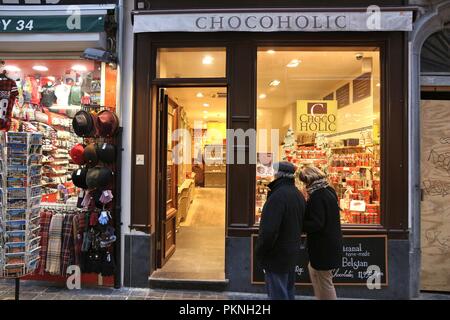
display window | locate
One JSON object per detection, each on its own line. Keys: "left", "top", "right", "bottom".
{"left": 0, "top": 58, "right": 118, "bottom": 284}
{"left": 255, "top": 47, "right": 381, "bottom": 226}
{"left": 1, "top": 59, "right": 105, "bottom": 201}
{"left": 156, "top": 47, "right": 227, "bottom": 78}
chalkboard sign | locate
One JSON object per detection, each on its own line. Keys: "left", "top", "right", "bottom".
{"left": 251, "top": 234, "right": 388, "bottom": 286}
{"left": 336, "top": 83, "right": 350, "bottom": 109}
{"left": 353, "top": 72, "right": 372, "bottom": 103}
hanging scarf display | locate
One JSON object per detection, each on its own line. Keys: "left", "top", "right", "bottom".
{"left": 37, "top": 211, "right": 53, "bottom": 275}
{"left": 45, "top": 213, "right": 64, "bottom": 275}
{"left": 60, "top": 214, "right": 75, "bottom": 275}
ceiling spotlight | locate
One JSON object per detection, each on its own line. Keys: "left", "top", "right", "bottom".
{"left": 286, "top": 59, "right": 301, "bottom": 68}
{"left": 267, "top": 50, "right": 275, "bottom": 54}
{"left": 196, "top": 92, "right": 204, "bottom": 98}
{"left": 33, "top": 65, "right": 48, "bottom": 72}
{"left": 71, "top": 64, "right": 87, "bottom": 72}
{"left": 4, "top": 65, "right": 21, "bottom": 72}
{"left": 376, "top": 83, "right": 380, "bottom": 87}
{"left": 202, "top": 55, "right": 214, "bottom": 65}
{"left": 269, "top": 80, "right": 281, "bottom": 87}
{"left": 259, "top": 93, "right": 267, "bottom": 99}
{"left": 203, "top": 103, "right": 210, "bottom": 107}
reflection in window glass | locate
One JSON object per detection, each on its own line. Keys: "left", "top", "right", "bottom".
{"left": 157, "top": 48, "right": 226, "bottom": 78}
{"left": 255, "top": 48, "right": 381, "bottom": 226}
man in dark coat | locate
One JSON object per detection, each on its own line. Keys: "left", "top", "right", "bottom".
{"left": 255, "top": 161, "right": 305, "bottom": 300}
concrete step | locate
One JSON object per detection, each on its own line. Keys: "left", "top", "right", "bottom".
{"left": 148, "top": 277, "right": 229, "bottom": 291}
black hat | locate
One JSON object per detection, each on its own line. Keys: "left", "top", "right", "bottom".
{"left": 86, "top": 167, "right": 100, "bottom": 189}
{"left": 97, "top": 167, "right": 114, "bottom": 189}
{"left": 86, "top": 166, "right": 114, "bottom": 190}
{"left": 273, "top": 161, "right": 296, "bottom": 174}
{"left": 83, "top": 143, "right": 98, "bottom": 167}
{"left": 72, "top": 110, "right": 95, "bottom": 137}
{"left": 71, "top": 167, "right": 89, "bottom": 189}
{"left": 97, "top": 143, "right": 116, "bottom": 164}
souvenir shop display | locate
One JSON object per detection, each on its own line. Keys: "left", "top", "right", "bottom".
{"left": 61, "top": 107, "right": 120, "bottom": 277}
{"left": 0, "top": 59, "right": 120, "bottom": 288}
{"left": 37, "top": 202, "right": 116, "bottom": 277}
{"left": 255, "top": 129, "right": 381, "bottom": 226}
{"left": 0, "top": 132, "right": 43, "bottom": 278}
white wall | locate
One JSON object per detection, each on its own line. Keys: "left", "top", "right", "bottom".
{"left": 119, "top": 0, "right": 134, "bottom": 286}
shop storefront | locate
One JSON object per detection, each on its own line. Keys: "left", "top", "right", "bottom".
{"left": 409, "top": 0, "right": 450, "bottom": 295}
{"left": 126, "top": 1, "right": 416, "bottom": 299}
{"left": 0, "top": 0, "right": 121, "bottom": 289}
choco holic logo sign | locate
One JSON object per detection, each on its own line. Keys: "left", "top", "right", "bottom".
{"left": 297, "top": 100, "right": 337, "bottom": 133}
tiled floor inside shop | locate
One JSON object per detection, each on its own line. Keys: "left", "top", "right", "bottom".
{"left": 1, "top": 280, "right": 450, "bottom": 300}
{"left": 151, "top": 188, "right": 226, "bottom": 280}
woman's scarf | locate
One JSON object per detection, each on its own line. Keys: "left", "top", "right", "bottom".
{"left": 307, "top": 178, "right": 329, "bottom": 195}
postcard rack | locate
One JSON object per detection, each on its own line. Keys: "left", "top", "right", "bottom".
{"left": 0, "top": 132, "right": 43, "bottom": 280}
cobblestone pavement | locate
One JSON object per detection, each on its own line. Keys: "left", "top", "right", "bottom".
{"left": 0, "top": 280, "right": 449, "bottom": 300}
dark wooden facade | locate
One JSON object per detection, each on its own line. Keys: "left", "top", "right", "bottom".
{"left": 131, "top": 30, "right": 409, "bottom": 242}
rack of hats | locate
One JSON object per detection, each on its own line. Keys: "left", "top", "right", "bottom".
{"left": 69, "top": 106, "right": 120, "bottom": 282}
{"left": 0, "top": 132, "right": 43, "bottom": 279}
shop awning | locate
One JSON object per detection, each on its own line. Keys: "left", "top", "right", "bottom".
{"left": 132, "top": 7, "right": 416, "bottom": 33}
{"left": 0, "top": 4, "right": 114, "bottom": 33}
{"left": 0, "top": 4, "right": 115, "bottom": 52}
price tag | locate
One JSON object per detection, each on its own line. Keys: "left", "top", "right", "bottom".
{"left": 350, "top": 200, "right": 366, "bottom": 212}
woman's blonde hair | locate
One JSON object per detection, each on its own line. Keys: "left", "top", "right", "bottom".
{"left": 298, "top": 166, "right": 327, "bottom": 186}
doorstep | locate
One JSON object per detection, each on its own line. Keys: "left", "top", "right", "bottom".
{"left": 148, "top": 277, "right": 229, "bottom": 291}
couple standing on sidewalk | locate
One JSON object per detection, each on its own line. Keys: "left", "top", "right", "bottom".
{"left": 255, "top": 162, "right": 343, "bottom": 300}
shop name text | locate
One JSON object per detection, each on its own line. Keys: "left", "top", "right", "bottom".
{"left": 195, "top": 14, "right": 347, "bottom": 31}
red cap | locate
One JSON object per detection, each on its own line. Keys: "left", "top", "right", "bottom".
{"left": 70, "top": 144, "right": 86, "bottom": 165}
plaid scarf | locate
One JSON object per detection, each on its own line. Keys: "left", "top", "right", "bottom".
{"left": 74, "top": 212, "right": 87, "bottom": 264}
{"left": 37, "top": 211, "right": 53, "bottom": 275}
{"left": 307, "top": 178, "right": 330, "bottom": 195}
{"left": 73, "top": 214, "right": 80, "bottom": 266}
{"left": 45, "top": 213, "right": 64, "bottom": 275}
{"left": 60, "top": 214, "right": 75, "bottom": 275}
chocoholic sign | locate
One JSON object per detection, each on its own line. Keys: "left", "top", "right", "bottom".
{"left": 251, "top": 234, "right": 388, "bottom": 285}
{"left": 133, "top": 11, "right": 413, "bottom": 33}
{"left": 296, "top": 100, "right": 338, "bottom": 133}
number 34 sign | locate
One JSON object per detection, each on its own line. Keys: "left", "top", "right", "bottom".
{"left": 0, "top": 15, "right": 105, "bottom": 33}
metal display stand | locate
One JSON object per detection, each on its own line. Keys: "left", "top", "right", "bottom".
{"left": 0, "top": 132, "right": 43, "bottom": 300}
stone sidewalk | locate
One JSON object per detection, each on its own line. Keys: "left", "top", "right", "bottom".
{"left": 0, "top": 280, "right": 449, "bottom": 300}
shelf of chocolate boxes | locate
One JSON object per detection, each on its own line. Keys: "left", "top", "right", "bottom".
{"left": 327, "top": 138, "right": 381, "bottom": 225}
{"left": 255, "top": 141, "right": 328, "bottom": 224}
{"left": 0, "top": 132, "right": 43, "bottom": 278}
{"left": 256, "top": 136, "right": 381, "bottom": 225}
{"left": 69, "top": 108, "right": 120, "bottom": 256}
